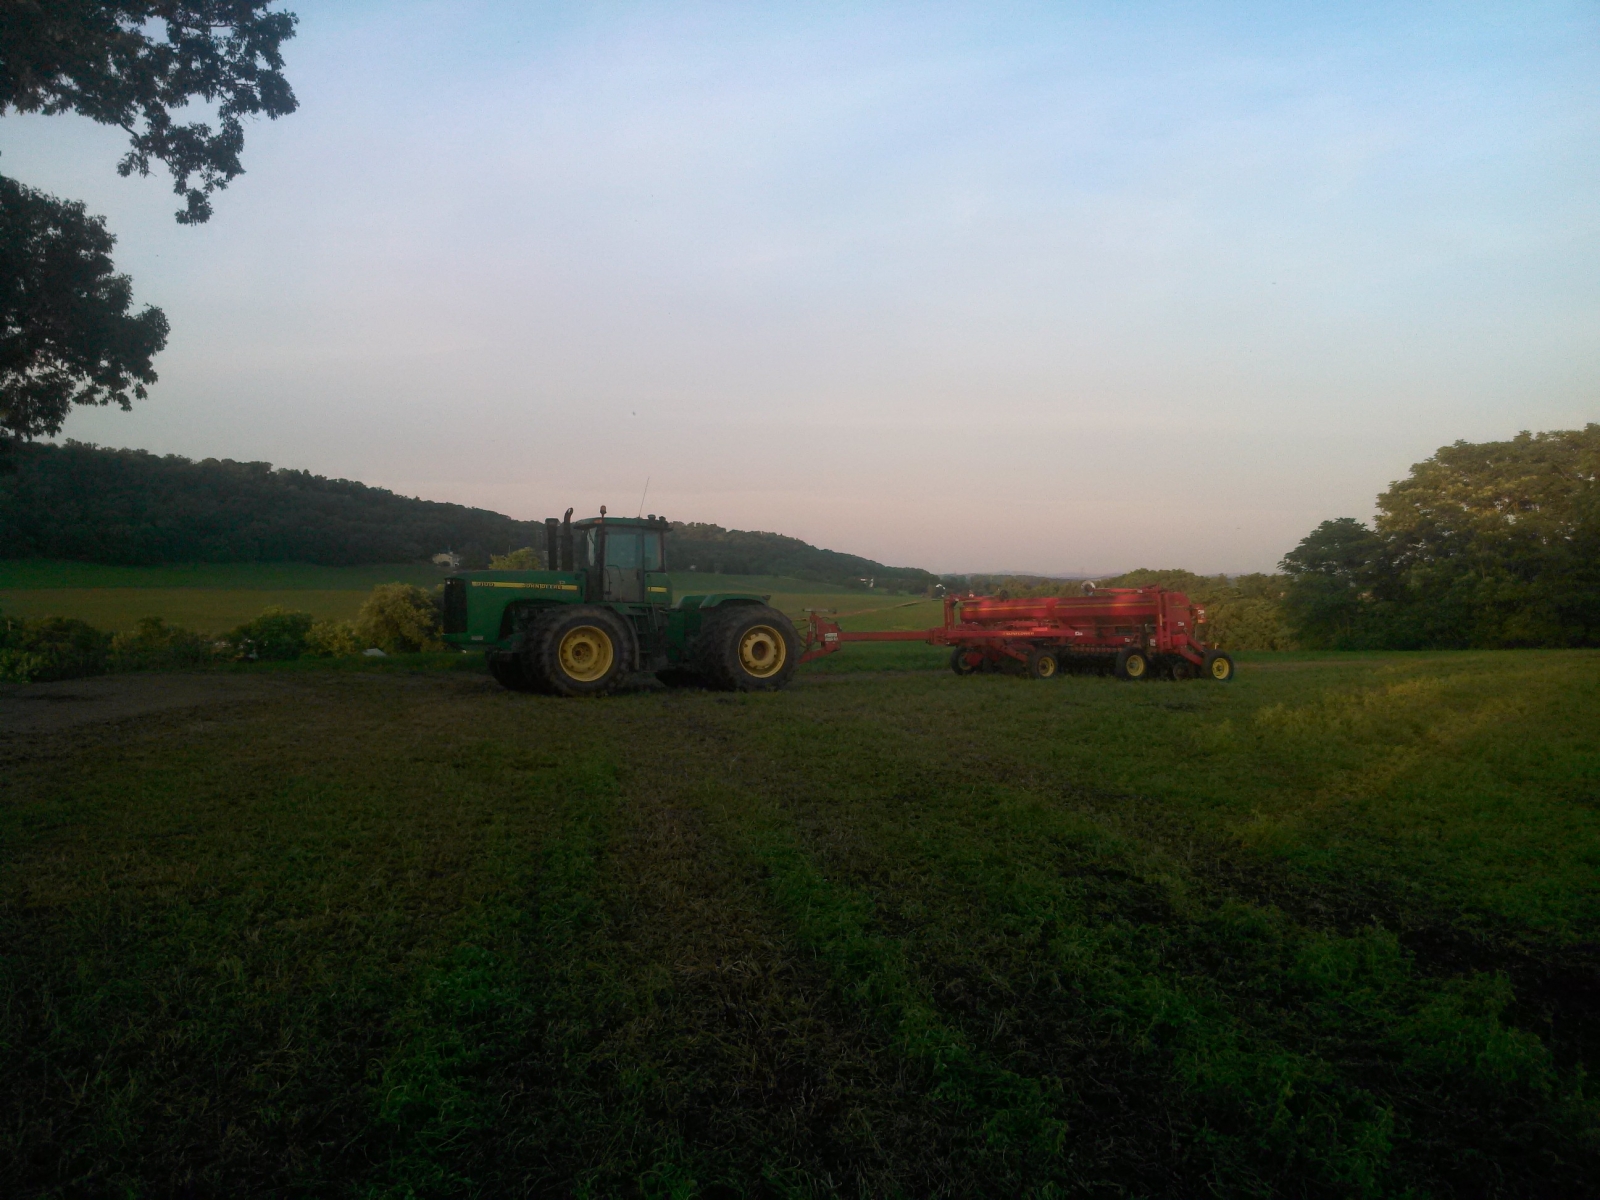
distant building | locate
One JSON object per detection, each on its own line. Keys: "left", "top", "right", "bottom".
{"left": 432, "top": 552, "right": 461, "bottom": 569}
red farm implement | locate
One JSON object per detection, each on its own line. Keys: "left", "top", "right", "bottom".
{"left": 801, "top": 586, "right": 1235, "bottom": 682}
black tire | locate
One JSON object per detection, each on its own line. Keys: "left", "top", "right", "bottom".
{"left": 1170, "top": 658, "right": 1195, "bottom": 683}
{"left": 487, "top": 651, "right": 535, "bottom": 692}
{"left": 950, "top": 647, "right": 980, "bottom": 676}
{"left": 1026, "top": 647, "right": 1060, "bottom": 679}
{"left": 655, "top": 665, "right": 703, "bottom": 689}
{"left": 1203, "top": 650, "right": 1236, "bottom": 682}
{"left": 692, "top": 604, "right": 799, "bottom": 692}
{"left": 1113, "top": 647, "right": 1150, "bottom": 682}
{"left": 528, "top": 606, "right": 632, "bottom": 696}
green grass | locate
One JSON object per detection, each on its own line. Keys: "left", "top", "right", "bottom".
{"left": 0, "top": 566, "right": 921, "bottom": 635}
{"left": 4, "top": 653, "right": 1598, "bottom": 1195}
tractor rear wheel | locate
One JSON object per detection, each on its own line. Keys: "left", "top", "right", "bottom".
{"left": 528, "top": 606, "right": 632, "bottom": 696}
{"left": 693, "top": 604, "right": 799, "bottom": 692}
{"left": 1026, "top": 648, "right": 1059, "bottom": 679}
{"left": 1203, "top": 650, "right": 1236, "bottom": 682}
{"left": 950, "top": 647, "right": 980, "bottom": 675}
{"left": 1114, "top": 647, "right": 1150, "bottom": 681}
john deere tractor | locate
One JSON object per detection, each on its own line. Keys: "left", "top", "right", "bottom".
{"left": 442, "top": 509, "right": 801, "bottom": 695}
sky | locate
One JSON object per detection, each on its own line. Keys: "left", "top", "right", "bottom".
{"left": 4, "top": 1, "right": 1598, "bottom": 574}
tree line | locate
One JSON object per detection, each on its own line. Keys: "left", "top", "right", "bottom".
{"left": 1279, "top": 425, "right": 1600, "bottom": 649}
{"left": 1, "top": 441, "right": 936, "bottom": 591}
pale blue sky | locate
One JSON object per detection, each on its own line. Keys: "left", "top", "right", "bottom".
{"left": 5, "top": 2, "right": 1597, "bottom": 573}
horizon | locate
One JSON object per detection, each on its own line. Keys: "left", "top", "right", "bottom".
{"left": 5, "top": 2, "right": 1597, "bottom": 575}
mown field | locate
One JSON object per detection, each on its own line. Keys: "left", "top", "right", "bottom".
{"left": 0, "top": 562, "right": 890, "bottom": 634}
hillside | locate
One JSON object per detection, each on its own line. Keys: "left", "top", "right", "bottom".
{"left": 0, "top": 442, "right": 934, "bottom": 590}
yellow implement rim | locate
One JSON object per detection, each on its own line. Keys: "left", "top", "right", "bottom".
{"left": 557, "top": 625, "right": 614, "bottom": 682}
{"left": 737, "top": 625, "right": 787, "bottom": 677}
{"left": 1036, "top": 655, "right": 1057, "bottom": 677}
{"left": 1209, "top": 656, "right": 1232, "bottom": 680}
{"left": 1124, "top": 653, "right": 1146, "bottom": 678}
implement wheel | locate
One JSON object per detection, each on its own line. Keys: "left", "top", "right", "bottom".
{"left": 693, "top": 604, "right": 799, "bottom": 692}
{"left": 1170, "top": 659, "right": 1195, "bottom": 683}
{"left": 950, "top": 647, "right": 981, "bottom": 676}
{"left": 1203, "top": 650, "right": 1236, "bottom": 682}
{"left": 1114, "top": 647, "right": 1149, "bottom": 682}
{"left": 528, "top": 606, "right": 631, "bottom": 696}
{"left": 1026, "top": 648, "right": 1059, "bottom": 679}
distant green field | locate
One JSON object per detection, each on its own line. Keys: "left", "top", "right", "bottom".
{"left": 0, "top": 561, "right": 920, "bottom": 635}
{"left": 3, "top": 650, "right": 1596, "bottom": 1195}
{"left": 0, "top": 559, "right": 448, "bottom": 590}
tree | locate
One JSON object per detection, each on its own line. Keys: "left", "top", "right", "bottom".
{"left": 1279, "top": 518, "right": 1394, "bottom": 648}
{"left": 1, "top": 1, "right": 299, "bottom": 224}
{"left": 0, "top": 176, "right": 169, "bottom": 443}
{"left": 0, "top": 1, "right": 298, "bottom": 448}
{"left": 1280, "top": 427, "right": 1600, "bottom": 649}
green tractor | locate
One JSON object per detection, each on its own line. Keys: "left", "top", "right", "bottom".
{"left": 441, "top": 508, "right": 801, "bottom": 695}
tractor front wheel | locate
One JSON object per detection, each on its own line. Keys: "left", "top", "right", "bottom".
{"left": 528, "top": 607, "right": 632, "bottom": 696}
{"left": 693, "top": 604, "right": 799, "bottom": 692}
{"left": 1114, "top": 647, "right": 1149, "bottom": 681}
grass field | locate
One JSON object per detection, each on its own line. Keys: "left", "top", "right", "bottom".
{"left": 0, "top": 562, "right": 895, "bottom": 633}
{"left": 3, "top": 649, "right": 1597, "bottom": 1197}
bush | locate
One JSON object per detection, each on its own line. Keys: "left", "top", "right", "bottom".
{"left": 489, "top": 546, "right": 543, "bottom": 569}
{"left": 225, "top": 606, "right": 315, "bottom": 661}
{"left": 305, "top": 619, "right": 362, "bottom": 657}
{"left": 356, "top": 584, "right": 444, "bottom": 653}
{"left": 0, "top": 614, "right": 112, "bottom": 682}
{"left": 109, "top": 617, "right": 216, "bottom": 671}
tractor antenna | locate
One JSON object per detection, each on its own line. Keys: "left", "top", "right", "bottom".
{"left": 636, "top": 475, "right": 651, "bottom": 518}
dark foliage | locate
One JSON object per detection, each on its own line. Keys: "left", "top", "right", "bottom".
{"left": 0, "top": 440, "right": 546, "bottom": 565}
{"left": 0, "top": 1, "right": 299, "bottom": 225}
{"left": 0, "top": 177, "right": 169, "bottom": 446}
{"left": 0, "top": 612, "right": 111, "bottom": 680}
{"left": 1281, "top": 426, "right": 1600, "bottom": 648}
{"left": 668, "top": 520, "right": 936, "bottom": 593}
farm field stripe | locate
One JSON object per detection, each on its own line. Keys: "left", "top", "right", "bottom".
{"left": 364, "top": 751, "right": 629, "bottom": 1197}
{"left": 693, "top": 783, "right": 1071, "bottom": 1185}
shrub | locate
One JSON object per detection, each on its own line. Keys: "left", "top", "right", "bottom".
{"left": 489, "top": 546, "right": 543, "bottom": 569}
{"left": 356, "top": 584, "right": 444, "bottom": 653}
{"left": 0, "top": 614, "right": 112, "bottom": 682}
{"left": 225, "top": 606, "right": 315, "bottom": 660}
{"left": 109, "top": 617, "right": 215, "bottom": 671}
{"left": 305, "top": 619, "right": 362, "bottom": 657}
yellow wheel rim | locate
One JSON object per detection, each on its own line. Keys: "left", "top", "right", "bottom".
{"left": 1036, "top": 655, "right": 1057, "bottom": 677}
{"left": 1210, "top": 656, "right": 1231, "bottom": 680}
{"left": 738, "top": 625, "right": 787, "bottom": 678}
{"left": 557, "top": 625, "right": 614, "bottom": 682}
{"left": 1125, "top": 653, "right": 1146, "bottom": 678}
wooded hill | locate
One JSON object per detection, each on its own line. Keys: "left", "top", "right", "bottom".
{"left": 0, "top": 442, "right": 934, "bottom": 591}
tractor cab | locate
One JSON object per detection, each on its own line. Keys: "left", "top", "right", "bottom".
{"left": 570, "top": 514, "right": 672, "bottom": 606}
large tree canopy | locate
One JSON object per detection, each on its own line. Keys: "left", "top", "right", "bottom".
{"left": 0, "top": 176, "right": 169, "bottom": 443}
{"left": 1281, "top": 426, "right": 1600, "bottom": 649}
{"left": 0, "top": 1, "right": 296, "bottom": 448}
{"left": 0, "top": 1, "right": 299, "bottom": 224}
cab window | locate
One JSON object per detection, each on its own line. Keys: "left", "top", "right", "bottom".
{"left": 605, "top": 530, "right": 642, "bottom": 569}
